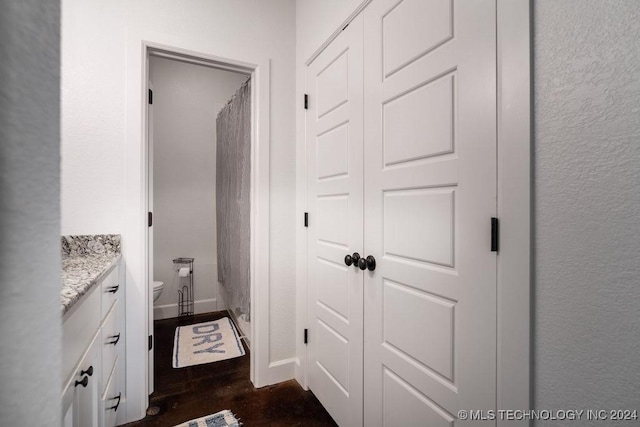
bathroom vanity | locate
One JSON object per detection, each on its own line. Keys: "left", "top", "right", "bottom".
{"left": 60, "top": 235, "right": 125, "bottom": 427}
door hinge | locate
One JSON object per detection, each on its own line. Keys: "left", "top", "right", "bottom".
{"left": 491, "top": 217, "right": 499, "bottom": 252}
{"left": 148, "top": 89, "right": 153, "bottom": 104}
{"left": 304, "top": 328, "right": 308, "bottom": 344}
{"left": 304, "top": 94, "right": 308, "bottom": 110}
{"left": 304, "top": 212, "right": 308, "bottom": 227}
{"left": 148, "top": 335, "right": 153, "bottom": 351}
{"left": 148, "top": 212, "right": 153, "bottom": 227}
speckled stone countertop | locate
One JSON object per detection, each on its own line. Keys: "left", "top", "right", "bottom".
{"left": 61, "top": 235, "right": 121, "bottom": 315}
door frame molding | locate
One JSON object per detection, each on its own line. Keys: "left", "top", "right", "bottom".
{"left": 124, "top": 33, "right": 272, "bottom": 423}
{"left": 496, "top": 0, "right": 531, "bottom": 422}
{"left": 295, "top": 0, "right": 532, "bottom": 420}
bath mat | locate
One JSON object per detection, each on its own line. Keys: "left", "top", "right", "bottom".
{"left": 173, "top": 317, "right": 245, "bottom": 368}
{"left": 173, "top": 409, "right": 241, "bottom": 427}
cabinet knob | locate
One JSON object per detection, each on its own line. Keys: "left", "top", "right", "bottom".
{"left": 74, "top": 376, "right": 89, "bottom": 388}
{"left": 107, "top": 284, "right": 119, "bottom": 294}
{"left": 80, "top": 366, "right": 93, "bottom": 377}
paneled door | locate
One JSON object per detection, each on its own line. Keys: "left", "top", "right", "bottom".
{"left": 306, "top": 14, "right": 364, "bottom": 427}
{"left": 363, "top": 0, "right": 498, "bottom": 426}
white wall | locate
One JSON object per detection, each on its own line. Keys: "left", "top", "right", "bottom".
{"left": 61, "top": 0, "right": 296, "bottom": 421}
{"left": 0, "top": 2, "right": 61, "bottom": 426}
{"left": 533, "top": 0, "right": 640, "bottom": 417}
{"left": 150, "top": 56, "right": 247, "bottom": 318}
{"left": 61, "top": 0, "right": 127, "bottom": 234}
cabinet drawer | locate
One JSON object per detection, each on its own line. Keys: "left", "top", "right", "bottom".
{"left": 101, "top": 301, "right": 121, "bottom": 393}
{"left": 100, "top": 265, "right": 120, "bottom": 318}
{"left": 100, "top": 357, "right": 121, "bottom": 427}
{"left": 62, "top": 285, "right": 101, "bottom": 384}
{"left": 62, "top": 330, "right": 101, "bottom": 427}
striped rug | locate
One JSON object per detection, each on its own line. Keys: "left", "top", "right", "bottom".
{"left": 173, "top": 409, "right": 241, "bottom": 427}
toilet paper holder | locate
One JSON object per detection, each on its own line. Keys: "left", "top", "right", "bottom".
{"left": 173, "top": 257, "right": 194, "bottom": 316}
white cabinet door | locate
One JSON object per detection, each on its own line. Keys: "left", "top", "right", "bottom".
{"left": 305, "top": 14, "right": 365, "bottom": 427}
{"left": 101, "top": 300, "right": 121, "bottom": 393}
{"left": 62, "top": 332, "right": 101, "bottom": 427}
{"left": 363, "top": 0, "right": 498, "bottom": 425}
{"left": 101, "top": 358, "right": 122, "bottom": 427}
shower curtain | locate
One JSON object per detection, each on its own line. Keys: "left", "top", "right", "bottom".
{"left": 216, "top": 78, "right": 251, "bottom": 323}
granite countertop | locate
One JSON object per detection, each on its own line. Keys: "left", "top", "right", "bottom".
{"left": 61, "top": 235, "right": 121, "bottom": 315}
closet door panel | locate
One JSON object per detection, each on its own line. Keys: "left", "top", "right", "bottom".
{"left": 383, "top": 73, "right": 455, "bottom": 166}
{"left": 364, "top": 0, "right": 498, "bottom": 426}
{"left": 382, "top": 0, "right": 453, "bottom": 78}
{"left": 306, "top": 14, "right": 364, "bottom": 427}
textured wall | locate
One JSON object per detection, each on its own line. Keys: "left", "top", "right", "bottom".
{"left": 150, "top": 56, "right": 246, "bottom": 315}
{"left": 0, "top": 1, "right": 61, "bottom": 425}
{"left": 533, "top": 0, "right": 640, "bottom": 421}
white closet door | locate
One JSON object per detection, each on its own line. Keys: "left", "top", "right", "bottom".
{"left": 306, "top": 14, "right": 364, "bottom": 427}
{"left": 363, "top": 0, "right": 498, "bottom": 425}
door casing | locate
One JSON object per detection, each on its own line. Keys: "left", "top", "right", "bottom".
{"left": 124, "top": 36, "right": 273, "bottom": 423}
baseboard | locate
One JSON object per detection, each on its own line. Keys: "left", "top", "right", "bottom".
{"left": 294, "top": 357, "right": 307, "bottom": 390}
{"left": 153, "top": 298, "right": 218, "bottom": 320}
{"left": 268, "top": 357, "right": 297, "bottom": 385}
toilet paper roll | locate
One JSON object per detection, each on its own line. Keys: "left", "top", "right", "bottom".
{"left": 178, "top": 267, "right": 190, "bottom": 277}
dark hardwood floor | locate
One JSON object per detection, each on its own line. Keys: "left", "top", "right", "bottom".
{"left": 123, "top": 311, "right": 336, "bottom": 427}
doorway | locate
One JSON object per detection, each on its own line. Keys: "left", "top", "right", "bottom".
{"left": 130, "top": 43, "right": 273, "bottom": 420}
{"left": 147, "top": 53, "right": 251, "bottom": 394}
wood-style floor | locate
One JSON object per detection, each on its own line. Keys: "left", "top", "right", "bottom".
{"left": 123, "top": 311, "right": 336, "bottom": 427}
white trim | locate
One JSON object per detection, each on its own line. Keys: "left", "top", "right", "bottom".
{"left": 294, "top": 50, "right": 309, "bottom": 390}
{"left": 295, "top": 0, "right": 532, "bottom": 417}
{"left": 496, "top": 0, "right": 531, "bottom": 422}
{"left": 268, "top": 358, "right": 299, "bottom": 385}
{"left": 149, "top": 51, "right": 252, "bottom": 76}
{"left": 125, "top": 32, "right": 272, "bottom": 423}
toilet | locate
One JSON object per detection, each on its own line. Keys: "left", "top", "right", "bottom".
{"left": 152, "top": 281, "right": 164, "bottom": 302}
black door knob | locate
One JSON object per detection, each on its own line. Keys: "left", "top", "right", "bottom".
{"left": 345, "top": 252, "right": 361, "bottom": 267}
{"left": 359, "top": 255, "right": 376, "bottom": 271}
{"left": 365, "top": 255, "right": 376, "bottom": 271}
{"left": 351, "top": 252, "right": 360, "bottom": 266}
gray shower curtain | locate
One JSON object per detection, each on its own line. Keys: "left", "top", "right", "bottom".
{"left": 216, "top": 78, "right": 251, "bottom": 321}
